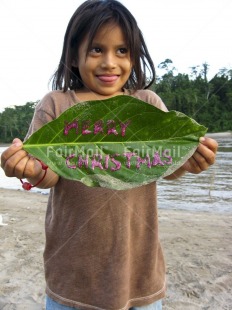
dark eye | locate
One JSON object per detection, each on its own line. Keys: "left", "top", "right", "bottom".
{"left": 118, "top": 48, "right": 128, "bottom": 54}
{"left": 89, "top": 47, "right": 102, "bottom": 54}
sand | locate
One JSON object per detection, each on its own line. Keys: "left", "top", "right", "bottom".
{"left": 0, "top": 188, "right": 232, "bottom": 310}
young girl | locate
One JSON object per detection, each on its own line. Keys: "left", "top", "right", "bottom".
{"left": 1, "top": 1, "right": 218, "bottom": 309}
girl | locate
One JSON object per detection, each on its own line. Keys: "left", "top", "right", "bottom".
{"left": 1, "top": 1, "right": 218, "bottom": 309}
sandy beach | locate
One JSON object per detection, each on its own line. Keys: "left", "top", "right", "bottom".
{"left": 0, "top": 188, "right": 231, "bottom": 310}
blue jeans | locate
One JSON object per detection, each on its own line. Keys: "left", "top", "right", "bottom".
{"left": 46, "top": 296, "right": 162, "bottom": 310}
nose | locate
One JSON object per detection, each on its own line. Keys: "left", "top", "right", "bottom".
{"left": 101, "top": 52, "right": 116, "bottom": 69}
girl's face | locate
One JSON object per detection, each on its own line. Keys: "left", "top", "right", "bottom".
{"left": 76, "top": 23, "right": 132, "bottom": 97}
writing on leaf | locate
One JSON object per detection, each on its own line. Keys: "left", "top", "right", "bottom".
{"left": 23, "top": 95, "right": 207, "bottom": 190}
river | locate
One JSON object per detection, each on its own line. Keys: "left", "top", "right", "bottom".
{"left": 0, "top": 135, "right": 231, "bottom": 213}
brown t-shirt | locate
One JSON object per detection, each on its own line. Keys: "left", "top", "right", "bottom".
{"left": 26, "top": 89, "right": 168, "bottom": 310}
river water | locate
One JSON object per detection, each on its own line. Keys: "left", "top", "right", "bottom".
{"left": 0, "top": 135, "right": 231, "bottom": 213}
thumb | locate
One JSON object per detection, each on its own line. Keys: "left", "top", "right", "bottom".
{"left": 12, "top": 138, "right": 23, "bottom": 147}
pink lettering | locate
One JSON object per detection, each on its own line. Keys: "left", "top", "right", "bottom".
{"left": 136, "top": 155, "right": 151, "bottom": 169}
{"left": 82, "top": 120, "right": 92, "bottom": 135}
{"left": 104, "top": 155, "right": 110, "bottom": 169}
{"left": 162, "top": 149, "right": 172, "bottom": 165}
{"left": 64, "top": 119, "right": 131, "bottom": 136}
{"left": 66, "top": 154, "right": 77, "bottom": 169}
{"left": 123, "top": 152, "right": 136, "bottom": 168}
{"left": 120, "top": 121, "right": 131, "bottom": 137}
{"left": 91, "top": 154, "right": 104, "bottom": 170}
{"left": 78, "top": 155, "right": 89, "bottom": 168}
{"left": 152, "top": 152, "right": 164, "bottom": 166}
{"left": 110, "top": 154, "right": 121, "bottom": 171}
{"left": 64, "top": 120, "right": 78, "bottom": 135}
{"left": 107, "top": 120, "right": 118, "bottom": 136}
{"left": 94, "top": 120, "right": 104, "bottom": 135}
{"left": 65, "top": 150, "right": 173, "bottom": 172}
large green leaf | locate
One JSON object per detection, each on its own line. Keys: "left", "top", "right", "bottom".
{"left": 23, "top": 95, "right": 207, "bottom": 190}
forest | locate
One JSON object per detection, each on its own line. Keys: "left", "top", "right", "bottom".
{"left": 0, "top": 59, "right": 231, "bottom": 143}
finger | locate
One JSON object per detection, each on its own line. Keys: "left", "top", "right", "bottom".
{"left": 1, "top": 139, "right": 23, "bottom": 169}
{"left": 3, "top": 149, "right": 28, "bottom": 178}
{"left": 12, "top": 138, "right": 23, "bottom": 146}
{"left": 14, "top": 155, "right": 31, "bottom": 179}
{"left": 184, "top": 155, "right": 202, "bottom": 174}
{"left": 191, "top": 150, "right": 210, "bottom": 172}
{"left": 196, "top": 143, "right": 216, "bottom": 165}
{"left": 22, "top": 156, "right": 42, "bottom": 179}
{"left": 199, "top": 137, "right": 218, "bottom": 153}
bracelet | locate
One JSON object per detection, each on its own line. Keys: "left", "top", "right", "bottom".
{"left": 20, "top": 159, "right": 48, "bottom": 191}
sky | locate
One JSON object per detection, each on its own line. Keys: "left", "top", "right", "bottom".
{"left": 0, "top": 0, "right": 231, "bottom": 111}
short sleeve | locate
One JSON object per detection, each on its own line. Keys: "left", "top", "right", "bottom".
{"left": 24, "top": 92, "right": 56, "bottom": 141}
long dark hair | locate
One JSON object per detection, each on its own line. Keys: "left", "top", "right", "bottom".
{"left": 51, "top": 0, "right": 155, "bottom": 91}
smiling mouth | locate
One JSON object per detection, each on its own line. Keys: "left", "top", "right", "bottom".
{"left": 97, "top": 75, "right": 119, "bottom": 83}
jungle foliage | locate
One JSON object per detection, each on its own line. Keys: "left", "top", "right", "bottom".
{"left": 152, "top": 59, "right": 232, "bottom": 133}
{"left": 0, "top": 102, "right": 37, "bottom": 143}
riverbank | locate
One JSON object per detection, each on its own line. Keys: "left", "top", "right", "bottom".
{"left": 0, "top": 188, "right": 232, "bottom": 309}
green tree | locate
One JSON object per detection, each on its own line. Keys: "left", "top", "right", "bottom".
{"left": 153, "top": 61, "right": 232, "bottom": 132}
{"left": 0, "top": 101, "right": 37, "bottom": 143}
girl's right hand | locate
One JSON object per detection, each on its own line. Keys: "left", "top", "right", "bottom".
{"left": 1, "top": 138, "right": 42, "bottom": 180}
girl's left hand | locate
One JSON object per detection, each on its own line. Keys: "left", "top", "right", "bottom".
{"left": 183, "top": 137, "right": 218, "bottom": 174}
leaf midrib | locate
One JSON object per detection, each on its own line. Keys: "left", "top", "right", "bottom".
{"left": 24, "top": 138, "right": 197, "bottom": 148}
